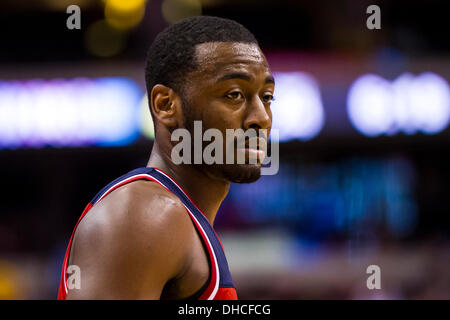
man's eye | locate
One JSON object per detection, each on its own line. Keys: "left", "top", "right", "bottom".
{"left": 262, "top": 94, "right": 275, "bottom": 103}
{"left": 226, "top": 91, "right": 244, "bottom": 100}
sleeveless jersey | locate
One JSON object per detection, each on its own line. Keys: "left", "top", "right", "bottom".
{"left": 57, "top": 167, "right": 238, "bottom": 300}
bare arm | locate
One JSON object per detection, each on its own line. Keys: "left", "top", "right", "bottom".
{"left": 65, "top": 181, "right": 193, "bottom": 299}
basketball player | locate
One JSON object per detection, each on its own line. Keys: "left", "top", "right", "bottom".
{"left": 58, "top": 16, "right": 275, "bottom": 300}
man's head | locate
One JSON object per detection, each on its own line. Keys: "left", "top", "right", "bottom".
{"left": 145, "top": 16, "right": 274, "bottom": 183}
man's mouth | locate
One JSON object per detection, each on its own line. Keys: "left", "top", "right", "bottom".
{"left": 243, "top": 147, "right": 265, "bottom": 161}
{"left": 238, "top": 137, "right": 267, "bottom": 163}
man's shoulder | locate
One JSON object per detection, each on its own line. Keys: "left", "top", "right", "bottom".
{"left": 75, "top": 179, "right": 194, "bottom": 251}
{"left": 67, "top": 179, "right": 196, "bottom": 298}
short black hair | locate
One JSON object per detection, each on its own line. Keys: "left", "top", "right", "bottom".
{"left": 145, "top": 15, "right": 258, "bottom": 110}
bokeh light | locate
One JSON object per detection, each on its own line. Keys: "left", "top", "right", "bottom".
{"left": 84, "top": 20, "right": 127, "bottom": 58}
{"left": 271, "top": 72, "right": 325, "bottom": 141}
{"left": 347, "top": 72, "right": 450, "bottom": 137}
{"left": 104, "top": 0, "right": 147, "bottom": 30}
{"left": 0, "top": 77, "right": 142, "bottom": 148}
{"left": 139, "top": 94, "right": 155, "bottom": 140}
{"left": 162, "top": 0, "right": 202, "bottom": 24}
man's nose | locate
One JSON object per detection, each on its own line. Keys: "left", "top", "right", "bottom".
{"left": 243, "top": 95, "right": 272, "bottom": 131}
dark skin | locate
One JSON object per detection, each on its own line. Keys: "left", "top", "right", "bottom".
{"left": 66, "top": 42, "right": 274, "bottom": 299}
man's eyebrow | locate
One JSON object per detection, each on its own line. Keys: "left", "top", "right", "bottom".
{"left": 215, "top": 72, "right": 275, "bottom": 85}
{"left": 216, "top": 72, "right": 253, "bottom": 83}
{"left": 265, "top": 75, "right": 275, "bottom": 85}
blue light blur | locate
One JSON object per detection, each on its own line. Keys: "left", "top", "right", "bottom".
{"left": 0, "top": 77, "right": 143, "bottom": 149}
{"left": 271, "top": 72, "right": 325, "bottom": 141}
{"left": 217, "top": 156, "right": 418, "bottom": 240}
{"left": 347, "top": 72, "right": 450, "bottom": 137}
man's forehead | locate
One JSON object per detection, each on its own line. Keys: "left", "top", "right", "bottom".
{"left": 194, "top": 42, "right": 269, "bottom": 73}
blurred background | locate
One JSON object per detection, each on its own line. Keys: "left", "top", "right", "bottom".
{"left": 0, "top": 0, "right": 449, "bottom": 299}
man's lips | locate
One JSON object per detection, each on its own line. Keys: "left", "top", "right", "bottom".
{"left": 238, "top": 137, "right": 267, "bottom": 162}
{"left": 243, "top": 137, "right": 267, "bottom": 150}
{"left": 243, "top": 148, "right": 265, "bottom": 161}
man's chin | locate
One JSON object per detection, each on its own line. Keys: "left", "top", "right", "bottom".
{"left": 221, "top": 163, "right": 262, "bottom": 184}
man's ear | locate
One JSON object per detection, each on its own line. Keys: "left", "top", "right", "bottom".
{"left": 150, "top": 84, "right": 182, "bottom": 128}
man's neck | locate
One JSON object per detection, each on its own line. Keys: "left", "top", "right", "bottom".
{"left": 146, "top": 143, "right": 230, "bottom": 226}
